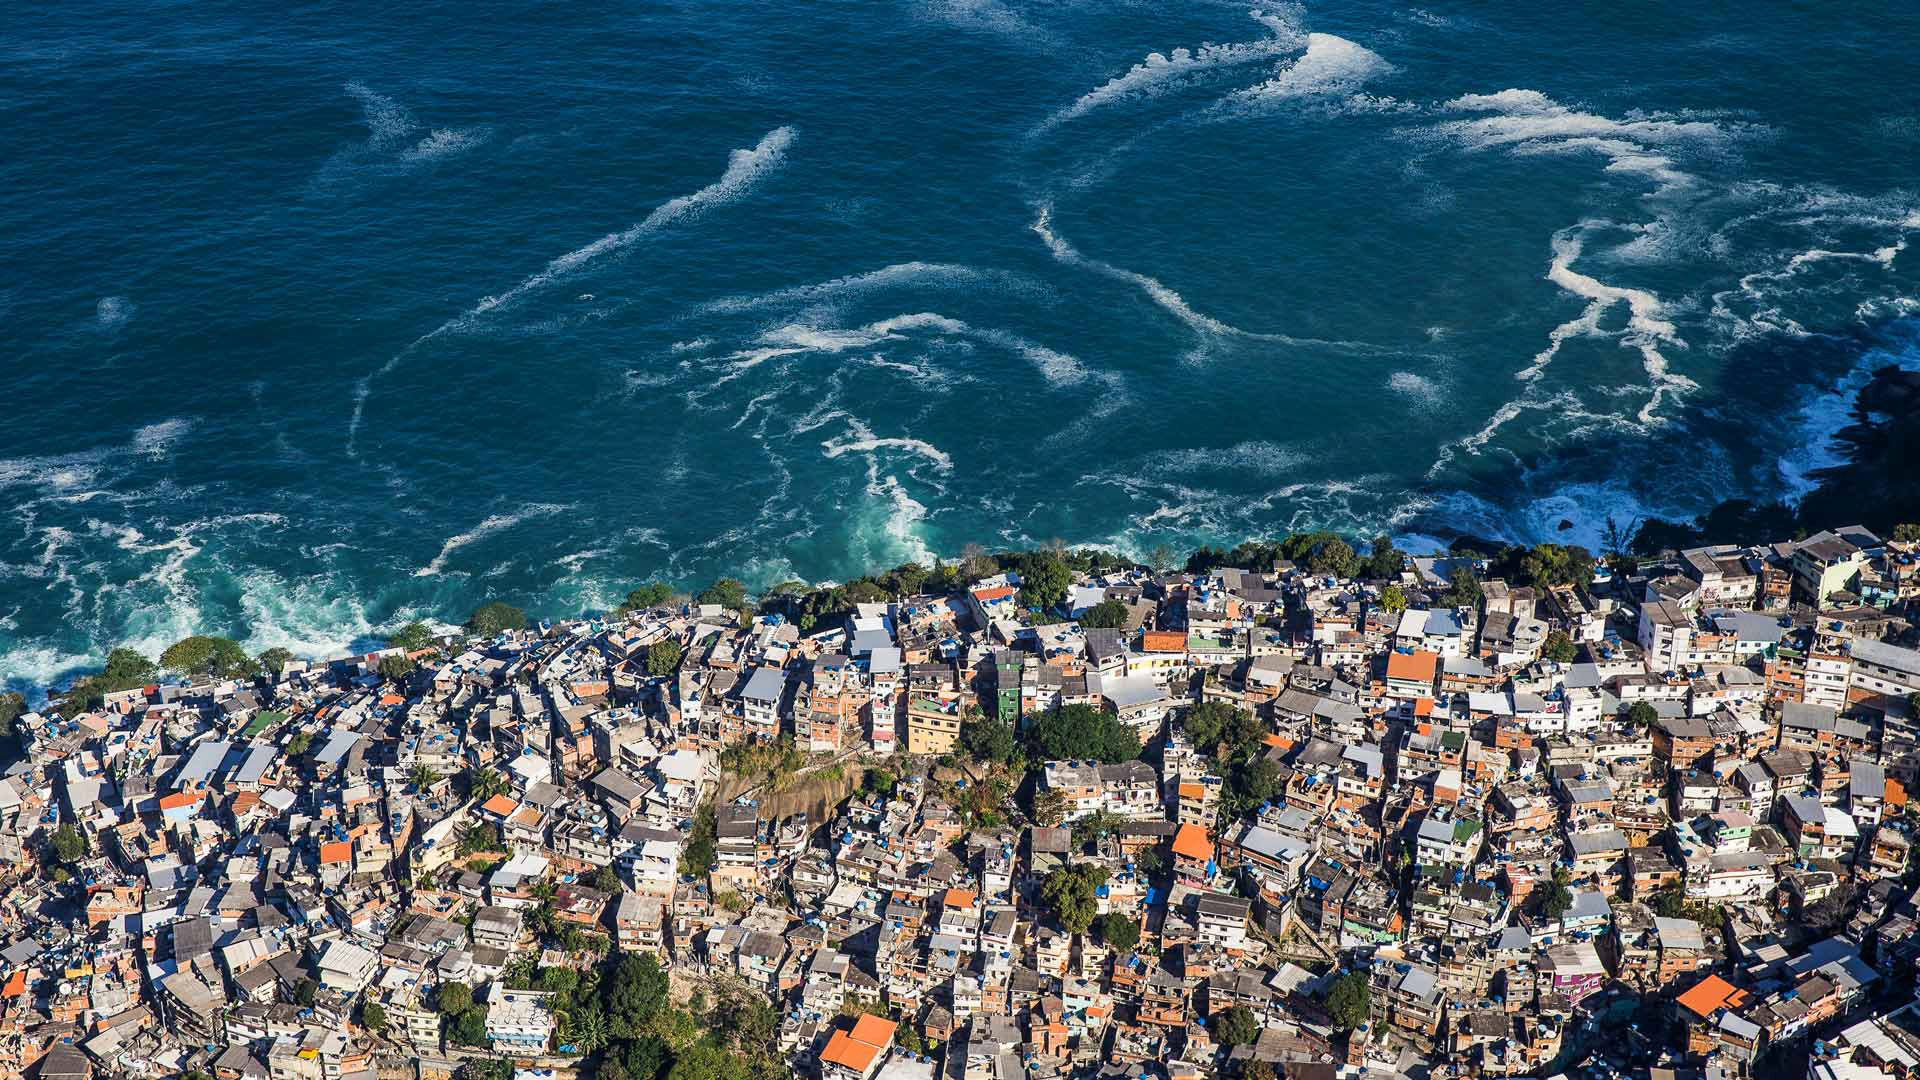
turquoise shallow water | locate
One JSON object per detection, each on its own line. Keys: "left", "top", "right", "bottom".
{"left": 4, "top": 0, "right": 1920, "bottom": 688}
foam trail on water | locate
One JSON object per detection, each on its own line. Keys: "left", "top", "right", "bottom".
{"left": 822, "top": 435, "right": 956, "bottom": 473}
{"left": 415, "top": 503, "right": 568, "bottom": 577}
{"left": 467, "top": 126, "right": 795, "bottom": 321}
{"left": 1220, "top": 33, "right": 1390, "bottom": 110}
{"left": 1545, "top": 225, "right": 1693, "bottom": 421}
{"left": 1031, "top": 8, "right": 1305, "bottom": 137}
{"left": 698, "top": 262, "right": 1022, "bottom": 314}
{"left": 1032, "top": 203, "right": 1378, "bottom": 359}
{"left": 715, "top": 311, "right": 1093, "bottom": 389}
{"left": 344, "top": 80, "right": 419, "bottom": 151}
{"left": 349, "top": 126, "right": 796, "bottom": 454}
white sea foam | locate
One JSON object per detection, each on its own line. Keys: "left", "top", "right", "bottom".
{"left": 414, "top": 503, "right": 568, "bottom": 577}
{"left": 1545, "top": 225, "right": 1694, "bottom": 421}
{"left": 350, "top": 126, "right": 796, "bottom": 453}
{"left": 131, "top": 418, "right": 192, "bottom": 458}
{"left": 1387, "top": 370, "right": 1444, "bottom": 407}
{"left": 1775, "top": 343, "right": 1918, "bottom": 503}
{"left": 1223, "top": 33, "right": 1390, "bottom": 108}
{"left": 94, "top": 295, "right": 135, "bottom": 328}
{"left": 469, "top": 127, "right": 795, "bottom": 320}
{"left": 401, "top": 126, "right": 490, "bottom": 162}
{"left": 1156, "top": 440, "right": 1305, "bottom": 475}
{"left": 1426, "top": 89, "right": 1739, "bottom": 198}
{"left": 717, "top": 311, "right": 1091, "bottom": 389}
{"left": 822, "top": 432, "right": 956, "bottom": 473}
{"left": 1032, "top": 202, "right": 1375, "bottom": 359}
{"left": 699, "top": 262, "right": 1024, "bottom": 314}
{"left": 344, "top": 80, "right": 419, "bottom": 151}
{"left": 1033, "top": 9, "right": 1305, "bottom": 136}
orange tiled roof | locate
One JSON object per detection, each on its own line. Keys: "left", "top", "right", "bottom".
{"left": 971, "top": 586, "right": 1016, "bottom": 602}
{"left": 1887, "top": 778, "right": 1908, "bottom": 807}
{"left": 848, "top": 1014, "right": 897, "bottom": 1049}
{"left": 1177, "top": 782, "right": 1205, "bottom": 800}
{"left": 942, "top": 888, "right": 977, "bottom": 909}
{"left": 157, "top": 792, "right": 199, "bottom": 810}
{"left": 480, "top": 794, "right": 520, "bottom": 818}
{"left": 1676, "top": 975, "right": 1749, "bottom": 1019}
{"left": 1140, "top": 631, "right": 1186, "bottom": 653}
{"left": 1171, "top": 823, "right": 1212, "bottom": 860}
{"left": 319, "top": 841, "right": 352, "bottom": 865}
{"left": 1386, "top": 650, "right": 1438, "bottom": 683}
{"left": 821, "top": 1031, "right": 883, "bottom": 1073}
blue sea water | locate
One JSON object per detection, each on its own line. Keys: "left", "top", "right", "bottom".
{"left": 5, "top": 0, "right": 1920, "bottom": 688}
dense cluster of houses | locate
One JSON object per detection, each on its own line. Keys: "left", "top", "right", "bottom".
{"left": 3, "top": 524, "right": 1920, "bottom": 1080}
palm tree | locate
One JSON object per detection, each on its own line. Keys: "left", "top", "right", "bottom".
{"left": 409, "top": 765, "right": 440, "bottom": 791}
{"left": 466, "top": 767, "right": 508, "bottom": 802}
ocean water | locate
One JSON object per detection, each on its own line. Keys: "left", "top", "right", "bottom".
{"left": 5, "top": 0, "right": 1920, "bottom": 689}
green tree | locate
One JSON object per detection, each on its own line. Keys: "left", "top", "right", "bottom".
{"left": 1025, "top": 704, "right": 1141, "bottom": 763}
{"left": 1017, "top": 551, "right": 1074, "bottom": 612}
{"left": 960, "top": 715, "right": 1019, "bottom": 765}
{"left": 1214, "top": 1005, "right": 1260, "bottom": 1046}
{"left": 1077, "top": 599, "right": 1129, "bottom": 629}
{"left": 285, "top": 730, "right": 313, "bottom": 757}
{"left": 449, "top": 1007, "right": 489, "bottom": 1046}
{"left": 1032, "top": 789, "right": 1068, "bottom": 827}
{"left": 1519, "top": 543, "right": 1596, "bottom": 588}
{"left": 1039, "top": 865, "right": 1109, "bottom": 935}
{"left": 436, "top": 982, "right": 474, "bottom": 1014}
{"left": 466, "top": 767, "right": 509, "bottom": 802}
{"left": 361, "top": 1001, "right": 388, "bottom": 1034}
{"left": 589, "top": 864, "right": 623, "bottom": 893}
{"left": 294, "top": 978, "right": 318, "bottom": 1006}
{"left": 608, "top": 954, "right": 671, "bottom": 1038}
{"left": 409, "top": 765, "right": 441, "bottom": 790}
{"left": 1184, "top": 701, "right": 1262, "bottom": 761}
{"left": 387, "top": 622, "right": 435, "bottom": 651}
{"left": 102, "top": 646, "right": 157, "bottom": 685}
{"left": 1893, "top": 524, "right": 1920, "bottom": 543}
{"left": 881, "top": 562, "right": 930, "bottom": 597}
{"left": 1541, "top": 630, "right": 1577, "bottom": 664}
{"left": 467, "top": 602, "right": 528, "bottom": 635}
{"left": 619, "top": 582, "right": 676, "bottom": 614}
{"left": 1071, "top": 808, "right": 1130, "bottom": 847}
{"left": 1441, "top": 566, "right": 1483, "bottom": 608}
{"left": 1625, "top": 701, "right": 1659, "bottom": 730}
{"left": 1365, "top": 535, "right": 1406, "bottom": 580}
{"left": 1324, "top": 972, "right": 1372, "bottom": 1030}
{"left": 1095, "top": 912, "right": 1140, "bottom": 951}
{"left": 50, "top": 825, "right": 88, "bottom": 864}
{"left": 695, "top": 579, "right": 749, "bottom": 611}
{"left": 160, "top": 635, "right": 257, "bottom": 677}
{"left": 377, "top": 654, "right": 417, "bottom": 681}
{"left": 1377, "top": 585, "right": 1408, "bottom": 615}
{"left": 1651, "top": 886, "right": 1688, "bottom": 919}
{"left": 257, "top": 647, "right": 294, "bottom": 676}
{"left": 646, "top": 640, "right": 684, "bottom": 678}
{"left": 1541, "top": 866, "right": 1574, "bottom": 919}
{"left": 680, "top": 803, "right": 717, "bottom": 876}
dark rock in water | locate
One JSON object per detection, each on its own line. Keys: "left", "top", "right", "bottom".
{"left": 1557, "top": 519, "right": 1574, "bottom": 531}
{"left": 1797, "top": 356, "right": 1920, "bottom": 534}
